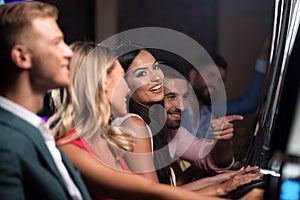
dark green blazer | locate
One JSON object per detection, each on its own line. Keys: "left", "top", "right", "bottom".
{"left": 0, "top": 107, "right": 91, "bottom": 200}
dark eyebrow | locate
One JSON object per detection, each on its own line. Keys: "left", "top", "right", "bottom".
{"left": 183, "top": 91, "right": 189, "bottom": 97}
{"left": 164, "top": 92, "right": 177, "bottom": 97}
{"left": 165, "top": 90, "right": 189, "bottom": 97}
{"left": 132, "top": 66, "right": 148, "bottom": 74}
{"left": 51, "top": 35, "right": 64, "bottom": 43}
{"left": 153, "top": 61, "right": 161, "bottom": 66}
{"left": 132, "top": 60, "right": 157, "bottom": 74}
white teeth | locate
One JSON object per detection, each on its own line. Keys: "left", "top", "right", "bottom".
{"left": 150, "top": 85, "right": 161, "bottom": 91}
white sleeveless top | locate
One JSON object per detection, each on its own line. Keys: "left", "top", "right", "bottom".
{"left": 112, "top": 113, "right": 154, "bottom": 152}
{"left": 112, "top": 113, "right": 176, "bottom": 186}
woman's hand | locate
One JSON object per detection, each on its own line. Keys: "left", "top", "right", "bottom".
{"left": 211, "top": 170, "right": 239, "bottom": 183}
{"left": 218, "top": 166, "right": 263, "bottom": 196}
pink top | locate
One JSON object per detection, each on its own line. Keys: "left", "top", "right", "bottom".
{"left": 63, "top": 129, "right": 131, "bottom": 172}
{"left": 167, "top": 126, "right": 234, "bottom": 173}
{"left": 60, "top": 130, "right": 131, "bottom": 200}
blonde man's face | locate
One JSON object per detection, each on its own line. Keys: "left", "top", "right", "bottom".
{"left": 22, "top": 17, "right": 73, "bottom": 91}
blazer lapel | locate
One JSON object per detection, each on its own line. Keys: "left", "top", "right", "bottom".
{"left": 59, "top": 147, "right": 91, "bottom": 200}
{"left": 0, "top": 108, "right": 68, "bottom": 191}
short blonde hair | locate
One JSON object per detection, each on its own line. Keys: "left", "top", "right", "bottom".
{"left": 0, "top": 1, "right": 58, "bottom": 64}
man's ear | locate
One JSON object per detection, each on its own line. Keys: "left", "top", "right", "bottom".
{"left": 189, "top": 68, "right": 198, "bottom": 84}
{"left": 10, "top": 44, "right": 32, "bottom": 69}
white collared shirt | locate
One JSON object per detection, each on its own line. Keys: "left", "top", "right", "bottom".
{"left": 0, "top": 96, "right": 83, "bottom": 200}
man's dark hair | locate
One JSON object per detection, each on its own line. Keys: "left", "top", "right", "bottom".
{"left": 209, "top": 52, "right": 228, "bottom": 71}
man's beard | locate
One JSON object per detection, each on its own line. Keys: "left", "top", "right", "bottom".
{"left": 166, "top": 118, "right": 181, "bottom": 129}
{"left": 165, "top": 109, "right": 182, "bottom": 129}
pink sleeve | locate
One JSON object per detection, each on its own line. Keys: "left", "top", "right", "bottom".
{"left": 60, "top": 130, "right": 131, "bottom": 172}
{"left": 62, "top": 130, "right": 99, "bottom": 157}
{"left": 168, "top": 127, "right": 234, "bottom": 173}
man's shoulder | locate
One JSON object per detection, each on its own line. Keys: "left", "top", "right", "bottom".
{"left": 0, "top": 107, "right": 37, "bottom": 130}
{"left": 0, "top": 107, "right": 16, "bottom": 120}
{"left": 0, "top": 123, "right": 35, "bottom": 150}
{"left": 0, "top": 108, "right": 39, "bottom": 150}
{"left": 0, "top": 107, "right": 26, "bottom": 124}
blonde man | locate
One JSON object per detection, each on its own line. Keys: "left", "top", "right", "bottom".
{"left": 0, "top": 2, "right": 90, "bottom": 199}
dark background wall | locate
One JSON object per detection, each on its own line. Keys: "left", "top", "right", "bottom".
{"left": 42, "top": 0, "right": 274, "bottom": 157}
{"left": 41, "top": 0, "right": 95, "bottom": 44}
{"left": 41, "top": 0, "right": 218, "bottom": 51}
{"left": 118, "top": 0, "right": 218, "bottom": 51}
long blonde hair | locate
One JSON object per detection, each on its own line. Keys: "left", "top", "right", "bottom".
{"left": 49, "top": 41, "right": 134, "bottom": 152}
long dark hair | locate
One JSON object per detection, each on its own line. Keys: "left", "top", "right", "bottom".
{"left": 129, "top": 99, "right": 172, "bottom": 184}
{"left": 117, "top": 45, "right": 172, "bottom": 184}
{"left": 116, "top": 43, "right": 144, "bottom": 72}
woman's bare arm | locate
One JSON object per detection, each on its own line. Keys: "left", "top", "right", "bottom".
{"left": 60, "top": 143, "right": 223, "bottom": 200}
{"left": 192, "top": 166, "right": 263, "bottom": 197}
{"left": 121, "top": 116, "right": 159, "bottom": 183}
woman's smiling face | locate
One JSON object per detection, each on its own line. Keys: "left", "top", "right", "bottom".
{"left": 125, "top": 50, "right": 164, "bottom": 108}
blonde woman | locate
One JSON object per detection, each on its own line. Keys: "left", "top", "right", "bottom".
{"left": 49, "top": 41, "right": 224, "bottom": 200}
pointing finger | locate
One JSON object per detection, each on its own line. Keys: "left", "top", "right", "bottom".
{"left": 224, "top": 115, "right": 244, "bottom": 123}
